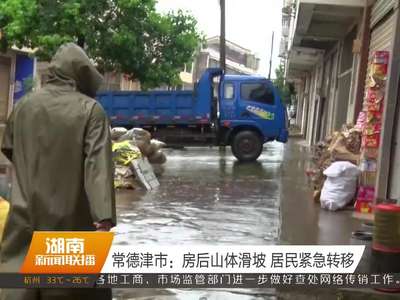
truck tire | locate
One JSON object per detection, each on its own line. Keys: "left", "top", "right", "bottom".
{"left": 231, "top": 130, "right": 263, "bottom": 162}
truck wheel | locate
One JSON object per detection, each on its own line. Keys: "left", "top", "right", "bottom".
{"left": 231, "top": 130, "right": 263, "bottom": 162}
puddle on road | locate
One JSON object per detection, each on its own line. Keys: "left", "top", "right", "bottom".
{"left": 113, "top": 144, "right": 283, "bottom": 247}
{"left": 111, "top": 142, "right": 398, "bottom": 299}
{"left": 112, "top": 144, "right": 283, "bottom": 299}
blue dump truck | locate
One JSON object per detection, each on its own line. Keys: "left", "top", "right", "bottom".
{"left": 97, "top": 68, "right": 288, "bottom": 162}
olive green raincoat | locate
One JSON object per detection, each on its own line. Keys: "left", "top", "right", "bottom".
{"left": 0, "top": 43, "right": 116, "bottom": 300}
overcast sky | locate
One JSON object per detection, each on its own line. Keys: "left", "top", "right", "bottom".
{"left": 156, "top": 0, "right": 283, "bottom": 78}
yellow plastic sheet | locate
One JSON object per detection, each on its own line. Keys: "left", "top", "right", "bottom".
{"left": 0, "top": 197, "right": 9, "bottom": 242}
{"left": 112, "top": 140, "right": 141, "bottom": 166}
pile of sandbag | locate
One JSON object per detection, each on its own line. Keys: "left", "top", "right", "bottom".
{"left": 110, "top": 127, "right": 167, "bottom": 189}
{"left": 112, "top": 140, "right": 141, "bottom": 189}
{"left": 306, "top": 124, "right": 362, "bottom": 203}
{"left": 112, "top": 128, "right": 167, "bottom": 165}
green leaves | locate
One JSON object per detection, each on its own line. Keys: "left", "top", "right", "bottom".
{"left": 0, "top": 0, "right": 203, "bottom": 89}
{"left": 273, "top": 64, "right": 295, "bottom": 105}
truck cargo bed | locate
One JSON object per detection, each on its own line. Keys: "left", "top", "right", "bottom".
{"left": 97, "top": 90, "right": 211, "bottom": 128}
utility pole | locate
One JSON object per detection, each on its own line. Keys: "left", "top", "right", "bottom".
{"left": 218, "top": 0, "right": 227, "bottom": 153}
{"left": 220, "top": 0, "right": 226, "bottom": 73}
{"left": 268, "top": 31, "right": 275, "bottom": 80}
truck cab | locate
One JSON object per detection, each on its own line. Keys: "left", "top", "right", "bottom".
{"left": 216, "top": 74, "right": 288, "bottom": 161}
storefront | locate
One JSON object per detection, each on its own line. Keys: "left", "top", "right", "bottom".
{"left": 0, "top": 50, "right": 35, "bottom": 123}
{"left": 364, "top": 0, "right": 396, "bottom": 102}
{"left": 383, "top": 1, "right": 400, "bottom": 203}
{"left": 365, "top": 0, "right": 400, "bottom": 203}
{"left": 0, "top": 49, "right": 35, "bottom": 167}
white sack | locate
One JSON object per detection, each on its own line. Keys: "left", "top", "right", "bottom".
{"left": 320, "top": 161, "right": 360, "bottom": 211}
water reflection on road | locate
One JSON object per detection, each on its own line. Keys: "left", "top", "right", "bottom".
{"left": 112, "top": 143, "right": 283, "bottom": 299}
{"left": 114, "top": 144, "right": 283, "bottom": 246}
{"left": 112, "top": 141, "right": 398, "bottom": 299}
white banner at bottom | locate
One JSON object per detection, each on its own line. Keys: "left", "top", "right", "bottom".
{"left": 101, "top": 245, "right": 365, "bottom": 274}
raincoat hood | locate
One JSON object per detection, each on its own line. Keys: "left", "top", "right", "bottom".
{"left": 1, "top": 42, "right": 116, "bottom": 279}
{"left": 49, "top": 43, "right": 103, "bottom": 97}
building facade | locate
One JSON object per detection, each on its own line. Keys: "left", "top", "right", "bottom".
{"left": 279, "top": 0, "right": 295, "bottom": 66}
{"left": 0, "top": 48, "right": 36, "bottom": 165}
{"left": 0, "top": 48, "right": 35, "bottom": 121}
{"left": 283, "top": 0, "right": 367, "bottom": 145}
{"left": 181, "top": 36, "right": 260, "bottom": 90}
{"left": 283, "top": 0, "right": 400, "bottom": 204}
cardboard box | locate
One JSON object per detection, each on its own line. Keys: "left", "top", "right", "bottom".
{"left": 130, "top": 158, "right": 160, "bottom": 191}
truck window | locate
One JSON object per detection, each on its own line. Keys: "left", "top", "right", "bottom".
{"left": 241, "top": 83, "right": 275, "bottom": 105}
{"left": 224, "top": 83, "right": 234, "bottom": 100}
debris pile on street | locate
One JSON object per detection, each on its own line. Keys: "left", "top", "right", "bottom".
{"left": 112, "top": 140, "right": 141, "bottom": 189}
{"left": 307, "top": 124, "right": 362, "bottom": 204}
{"left": 111, "top": 127, "right": 167, "bottom": 190}
{"left": 306, "top": 51, "right": 389, "bottom": 212}
{"left": 328, "top": 125, "right": 362, "bottom": 164}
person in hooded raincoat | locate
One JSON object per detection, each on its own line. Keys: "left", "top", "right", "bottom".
{"left": 0, "top": 43, "right": 116, "bottom": 300}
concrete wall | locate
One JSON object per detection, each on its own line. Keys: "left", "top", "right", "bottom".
{"left": 0, "top": 57, "right": 12, "bottom": 123}
{"left": 302, "top": 74, "right": 311, "bottom": 136}
{"left": 295, "top": 80, "right": 305, "bottom": 129}
{"left": 193, "top": 52, "right": 210, "bottom": 83}
{"left": 0, "top": 52, "right": 16, "bottom": 122}
{"left": 0, "top": 51, "right": 16, "bottom": 166}
{"left": 285, "top": 1, "right": 370, "bottom": 145}
{"left": 296, "top": 21, "right": 366, "bottom": 144}
{"left": 207, "top": 40, "right": 259, "bottom": 70}
{"left": 306, "top": 67, "right": 318, "bottom": 145}
{"left": 325, "top": 50, "right": 339, "bottom": 135}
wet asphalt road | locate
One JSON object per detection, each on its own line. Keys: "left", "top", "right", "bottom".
{"left": 114, "top": 144, "right": 283, "bottom": 246}
{"left": 112, "top": 140, "right": 398, "bottom": 300}
{"left": 113, "top": 143, "right": 283, "bottom": 300}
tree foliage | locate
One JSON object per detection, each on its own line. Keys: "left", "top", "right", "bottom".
{"left": 273, "top": 64, "right": 295, "bottom": 105}
{"left": 0, "top": 0, "right": 204, "bottom": 89}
